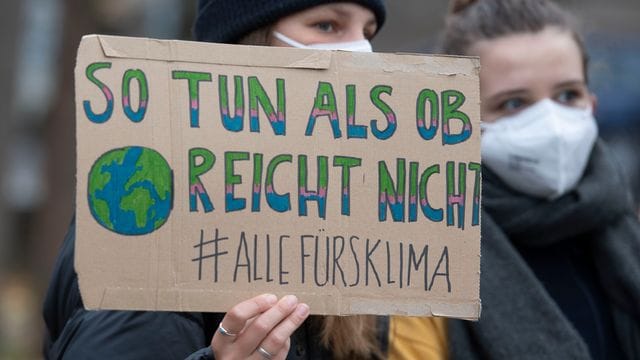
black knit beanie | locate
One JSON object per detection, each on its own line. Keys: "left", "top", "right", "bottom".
{"left": 194, "top": 0, "right": 386, "bottom": 44}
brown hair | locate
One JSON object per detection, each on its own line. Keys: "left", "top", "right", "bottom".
{"left": 440, "top": 0, "right": 589, "bottom": 78}
{"left": 313, "top": 315, "right": 382, "bottom": 359}
{"left": 238, "top": 27, "right": 274, "bottom": 46}
{"left": 237, "top": 28, "right": 383, "bottom": 360}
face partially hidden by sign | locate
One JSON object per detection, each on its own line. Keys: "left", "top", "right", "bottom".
{"left": 270, "top": 3, "right": 378, "bottom": 47}
{"left": 471, "top": 26, "right": 595, "bottom": 123}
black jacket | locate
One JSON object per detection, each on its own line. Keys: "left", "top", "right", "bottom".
{"left": 43, "top": 218, "right": 389, "bottom": 359}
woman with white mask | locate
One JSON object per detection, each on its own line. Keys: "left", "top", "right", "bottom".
{"left": 42, "top": 2, "right": 400, "bottom": 360}
{"left": 420, "top": 0, "right": 640, "bottom": 359}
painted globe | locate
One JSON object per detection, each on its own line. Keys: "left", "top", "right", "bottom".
{"left": 87, "top": 146, "right": 173, "bottom": 235}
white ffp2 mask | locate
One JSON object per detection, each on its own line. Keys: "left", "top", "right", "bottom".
{"left": 481, "top": 99, "right": 598, "bottom": 200}
{"left": 273, "top": 31, "right": 373, "bottom": 52}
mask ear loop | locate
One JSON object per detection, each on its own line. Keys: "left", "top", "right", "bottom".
{"left": 272, "top": 31, "right": 309, "bottom": 48}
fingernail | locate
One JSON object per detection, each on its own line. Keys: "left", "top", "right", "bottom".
{"left": 282, "top": 295, "right": 298, "bottom": 308}
{"left": 264, "top": 294, "right": 277, "bottom": 305}
{"left": 296, "top": 303, "right": 310, "bottom": 317}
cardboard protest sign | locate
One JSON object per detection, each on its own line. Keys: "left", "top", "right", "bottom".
{"left": 75, "top": 35, "right": 481, "bottom": 319}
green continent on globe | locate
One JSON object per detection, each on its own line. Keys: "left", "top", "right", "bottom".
{"left": 87, "top": 146, "right": 173, "bottom": 235}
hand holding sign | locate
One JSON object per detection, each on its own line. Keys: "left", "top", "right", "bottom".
{"left": 212, "top": 294, "right": 310, "bottom": 360}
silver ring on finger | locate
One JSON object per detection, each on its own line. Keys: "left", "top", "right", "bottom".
{"left": 257, "top": 346, "right": 274, "bottom": 359}
{"left": 217, "top": 324, "right": 237, "bottom": 337}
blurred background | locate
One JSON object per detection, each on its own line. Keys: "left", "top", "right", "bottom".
{"left": 0, "top": 0, "right": 638, "bottom": 358}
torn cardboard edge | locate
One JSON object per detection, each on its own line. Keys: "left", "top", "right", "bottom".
{"left": 82, "top": 286, "right": 481, "bottom": 320}
{"left": 90, "top": 34, "right": 480, "bottom": 75}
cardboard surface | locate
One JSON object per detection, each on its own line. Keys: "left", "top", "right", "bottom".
{"left": 75, "top": 35, "right": 481, "bottom": 319}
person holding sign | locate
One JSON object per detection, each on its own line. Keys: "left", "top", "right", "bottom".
{"left": 410, "top": 0, "right": 639, "bottom": 359}
{"left": 44, "top": 1, "right": 446, "bottom": 359}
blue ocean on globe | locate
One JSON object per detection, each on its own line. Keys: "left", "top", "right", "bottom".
{"left": 88, "top": 146, "right": 173, "bottom": 235}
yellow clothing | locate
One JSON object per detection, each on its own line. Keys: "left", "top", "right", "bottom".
{"left": 388, "top": 316, "right": 448, "bottom": 360}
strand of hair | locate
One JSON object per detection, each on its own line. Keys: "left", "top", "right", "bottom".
{"left": 450, "top": 0, "right": 479, "bottom": 14}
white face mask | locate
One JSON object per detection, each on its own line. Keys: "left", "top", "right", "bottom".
{"left": 273, "top": 31, "right": 373, "bottom": 52}
{"left": 481, "top": 99, "right": 598, "bottom": 200}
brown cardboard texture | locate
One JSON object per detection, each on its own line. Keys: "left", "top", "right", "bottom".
{"left": 75, "top": 35, "right": 481, "bottom": 319}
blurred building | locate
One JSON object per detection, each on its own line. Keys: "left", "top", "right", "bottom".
{"left": 0, "top": 0, "right": 638, "bottom": 358}
{"left": 0, "top": 0, "right": 193, "bottom": 357}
